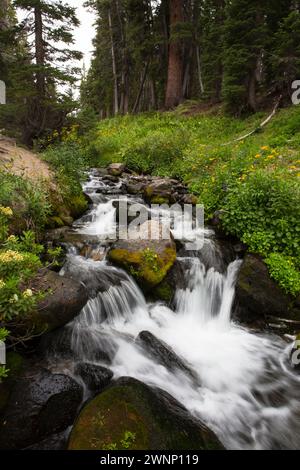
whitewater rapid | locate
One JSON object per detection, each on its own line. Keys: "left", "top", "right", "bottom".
{"left": 55, "top": 171, "right": 300, "bottom": 450}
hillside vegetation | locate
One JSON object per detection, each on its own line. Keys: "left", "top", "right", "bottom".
{"left": 79, "top": 104, "right": 300, "bottom": 296}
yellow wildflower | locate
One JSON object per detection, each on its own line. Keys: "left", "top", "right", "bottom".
{"left": 255, "top": 154, "right": 261, "bottom": 159}
{"left": 289, "top": 166, "right": 298, "bottom": 170}
{"left": 261, "top": 146, "right": 269, "bottom": 151}
{"left": 9, "top": 294, "right": 19, "bottom": 304}
{"left": 297, "top": 173, "right": 300, "bottom": 178}
{"left": 0, "top": 206, "right": 13, "bottom": 217}
{"left": 7, "top": 235, "right": 17, "bottom": 243}
{"left": 23, "top": 289, "right": 33, "bottom": 298}
{"left": 267, "top": 155, "right": 275, "bottom": 160}
{"left": 0, "top": 250, "right": 24, "bottom": 263}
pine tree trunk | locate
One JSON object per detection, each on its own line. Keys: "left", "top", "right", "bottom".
{"left": 115, "top": 0, "right": 128, "bottom": 115}
{"left": 196, "top": 45, "right": 204, "bottom": 95}
{"left": 108, "top": 8, "right": 119, "bottom": 115}
{"left": 133, "top": 62, "right": 149, "bottom": 113}
{"left": 34, "top": 4, "right": 45, "bottom": 98}
{"left": 165, "top": 0, "right": 184, "bottom": 109}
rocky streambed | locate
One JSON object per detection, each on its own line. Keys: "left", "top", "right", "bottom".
{"left": 1, "top": 165, "right": 300, "bottom": 451}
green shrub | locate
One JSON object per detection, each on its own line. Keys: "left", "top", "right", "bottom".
{"left": 0, "top": 172, "right": 51, "bottom": 234}
{"left": 0, "top": 210, "right": 45, "bottom": 332}
{"left": 222, "top": 171, "right": 300, "bottom": 260}
{"left": 265, "top": 253, "right": 300, "bottom": 297}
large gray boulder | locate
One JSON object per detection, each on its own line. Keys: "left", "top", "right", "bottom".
{"left": 0, "top": 367, "right": 83, "bottom": 449}
{"left": 29, "top": 269, "right": 89, "bottom": 332}
{"left": 234, "top": 254, "right": 300, "bottom": 324}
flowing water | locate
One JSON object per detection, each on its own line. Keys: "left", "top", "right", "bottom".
{"left": 51, "top": 171, "right": 300, "bottom": 450}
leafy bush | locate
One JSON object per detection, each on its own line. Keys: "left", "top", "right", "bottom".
{"left": 222, "top": 171, "right": 300, "bottom": 259}
{"left": 265, "top": 253, "right": 300, "bottom": 297}
{"left": 0, "top": 210, "right": 45, "bottom": 334}
{"left": 42, "top": 142, "right": 87, "bottom": 197}
{"left": 0, "top": 172, "right": 51, "bottom": 234}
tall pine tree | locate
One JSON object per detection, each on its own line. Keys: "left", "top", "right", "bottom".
{"left": 14, "top": 0, "right": 82, "bottom": 144}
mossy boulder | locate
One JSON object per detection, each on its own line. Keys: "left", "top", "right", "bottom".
{"left": 108, "top": 221, "right": 177, "bottom": 291}
{"left": 152, "top": 260, "right": 186, "bottom": 303}
{"left": 107, "top": 163, "right": 125, "bottom": 177}
{"left": 235, "top": 254, "right": 300, "bottom": 325}
{"left": 68, "top": 378, "right": 224, "bottom": 450}
{"left": 48, "top": 191, "right": 88, "bottom": 229}
{"left": 144, "top": 178, "right": 173, "bottom": 204}
{"left": 67, "top": 193, "right": 89, "bottom": 219}
{"left": 28, "top": 269, "right": 89, "bottom": 333}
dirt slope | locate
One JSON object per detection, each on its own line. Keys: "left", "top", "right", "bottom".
{"left": 0, "top": 135, "right": 53, "bottom": 182}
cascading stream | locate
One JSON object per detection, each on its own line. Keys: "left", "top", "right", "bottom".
{"left": 52, "top": 171, "right": 300, "bottom": 450}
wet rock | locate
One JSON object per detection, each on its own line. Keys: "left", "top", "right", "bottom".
{"left": 210, "top": 210, "right": 226, "bottom": 228}
{"left": 68, "top": 377, "right": 224, "bottom": 450}
{"left": 112, "top": 199, "right": 148, "bottom": 226}
{"left": 152, "top": 260, "right": 186, "bottom": 303}
{"left": 107, "top": 163, "right": 125, "bottom": 177}
{"left": 126, "top": 182, "right": 145, "bottom": 195}
{"left": 0, "top": 367, "right": 83, "bottom": 450}
{"left": 181, "top": 194, "right": 198, "bottom": 205}
{"left": 144, "top": 178, "right": 173, "bottom": 204}
{"left": 137, "top": 331, "right": 198, "bottom": 383}
{"left": 61, "top": 257, "right": 129, "bottom": 298}
{"left": 234, "top": 254, "right": 300, "bottom": 324}
{"left": 25, "top": 431, "right": 68, "bottom": 450}
{"left": 74, "top": 363, "right": 113, "bottom": 391}
{"left": 45, "top": 226, "right": 71, "bottom": 243}
{"left": 290, "top": 334, "right": 300, "bottom": 371}
{"left": 93, "top": 168, "right": 108, "bottom": 177}
{"left": 108, "top": 220, "right": 177, "bottom": 291}
{"left": 103, "top": 174, "right": 120, "bottom": 184}
{"left": 0, "top": 352, "right": 24, "bottom": 415}
{"left": 39, "top": 326, "right": 113, "bottom": 365}
{"left": 28, "top": 269, "right": 89, "bottom": 333}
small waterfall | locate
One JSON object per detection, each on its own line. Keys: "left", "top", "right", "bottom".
{"left": 48, "top": 171, "right": 300, "bottom": 450}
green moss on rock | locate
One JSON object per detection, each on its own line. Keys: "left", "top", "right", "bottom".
{"left": 68, "top": 378, "right": 224, "bottom": 450}
{"left": 150, "top": 196, "right": 170, "bottom": 205}
{"left": 108, "top": 245, "right": 176, "bottom": 290}
{"left": 153, "top": 279, "right": 174, "bottom": 303}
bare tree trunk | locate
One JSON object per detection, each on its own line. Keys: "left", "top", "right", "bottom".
{"left": 248, "top": 70, "right": 257, "bottom": 111}
{"left": 165, "top": 0, "right": 184, "bottom": 109}
{"left": 183, "top": 46, "right": 193, "bottom": 98}
{"left": 149, "top": 78, "right": 157, "bottom": 109}
{"left": 133, "top": 62, "right": 149, "bottom": 113}
{"left": 34, "top": 5, "right": 45, "bottom": 98}
{"left": 196, "top": 45, "right": 204, "bottom": 94}
{"left": 108, "top": 8, "right": 119, "bottom": 115}
{"left": 115, "top": 0, "right": 128, "bottom": 115}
